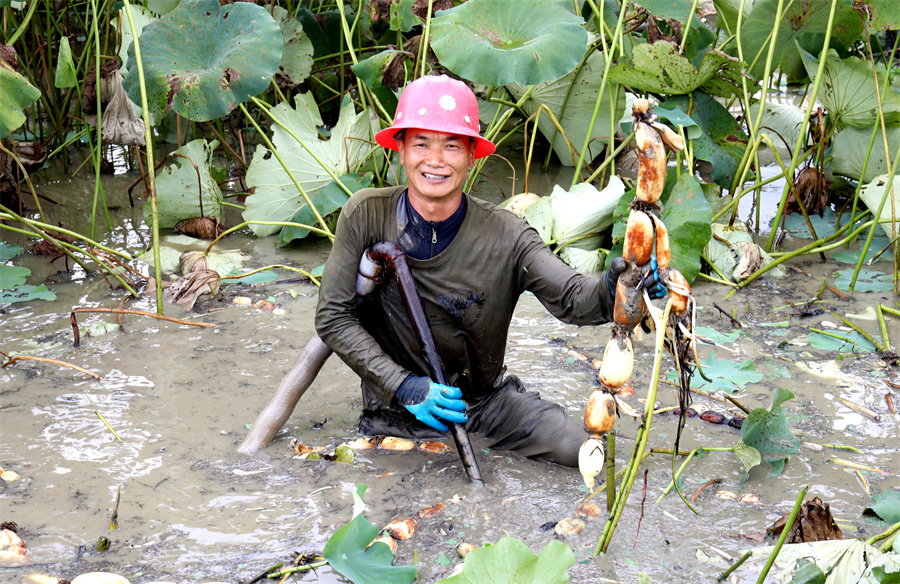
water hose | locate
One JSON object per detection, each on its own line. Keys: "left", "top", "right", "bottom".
{"left": 366, "top": 242, "right": 484, "bottom": 486}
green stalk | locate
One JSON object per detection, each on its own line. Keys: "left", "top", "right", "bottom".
{"left": 605, "top": 430, "right": 616, "bottom": 512}
{"left": 122, "top": 0, "right": 162, "bottom": 312}
{"left": 867, "top": 521, "right": 900, "bottom": 547}
{"left": 5, "top": 0, "right": 40, "bottom": 45}
{"left": 655, "top": 448, "right": 698, "bottom": 503}
{"left": 828, "top": 311, "right": 884, "bottom": 352}
{"left": 763, "top": 0, "right": 840, "bottom": 252}
{"left": 877, "top": 304, "right": 893, "bottom": 354}
{"left": 595, "top": 299, "right": 673, "bottom": 554}
{"left": 204, "top": 220, "right": 332, "bottom": 254}
{"left": 418, "top": 0, "right": 435, "bottom": 78}
{"left": 571, "top": 0, "right": 629, "bottom": 188}
{"left": 0, "top": 221, "right": 93, "bottom": 274}
{"left": 90, "top": 0, "right": 112, "bottom": 238}
{"left": 0, "top": 141, "right": 46, "bottom": 223}
{"left": 0, "top": 209, "right": 132, "bottom": 259}
{"left": 756, "top": 485, "right": 809, "bottom": 584}
{"left": 678, "top": 0, "right": 700, "bottom": 53}
{"left": 240, "top": 101, "right": 335, "bottom": 241}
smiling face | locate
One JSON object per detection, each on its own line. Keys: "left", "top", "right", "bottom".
{"left": 398, "top": 129, "right": 476, "bottom": 220}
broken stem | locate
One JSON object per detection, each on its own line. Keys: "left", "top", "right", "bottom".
{"left": 1, "top": 355, "right": 103, "bottom": 379}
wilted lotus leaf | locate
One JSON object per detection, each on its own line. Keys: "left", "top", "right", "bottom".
{"left": 179, "top": 251, "right": 209, "bottom": 274}
{"left": 96, "top": 71, "right": 145, "bottom": 146}
{"left": 380, "top": 436, "right": 415, "bottom": 451}
{"left": 30, "top": 240, "right": 61, "bottom": 256}
{"left": 123, "top": 0, "right": 283, "bottom": 122}
{"left": 770, "top": 497, "right": 842, "bottom": 543}
{"left": 147, "top": 139, "right": 224, "bottom": 228}
{"left": 418, "top": 441, "right": 451, "bottom": 454}
{"left": 503, "top": 193, "right": 541, "bottom": 217}
{"left": 173, "top": 217, "right": 227, "bottom": 240}
{"left": 430, "top": 0, "right": 587, "bottom": 86}
{"left": 162, "top": 269, "right": 220, "bottom": 311}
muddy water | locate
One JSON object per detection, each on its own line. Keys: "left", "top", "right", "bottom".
{"left": 2, "top": 152, "right": 899, "bottom": 584}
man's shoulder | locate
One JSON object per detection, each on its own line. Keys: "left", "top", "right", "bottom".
{"left": 467, "top": 195, "right": 529, "bottom": 229}
{"left": 343, "top": 185, "right": 404, "bottom": 216}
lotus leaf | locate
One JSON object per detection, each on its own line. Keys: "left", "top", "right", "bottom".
{"left": 662, "top": 92, "right": 749, "bottom": 189}
{"left": 687, "top": 352, "right": 762, "bottom": 393}
{"left": 137, "top": 243, "right": 245, "bottom": 274}
{"left": 751, "top": 101, "right": 806, "bottom": 152}
{"left": 834, "top": 237, "right": 891, "bottom": 264}
{"left": 866, "top": 491, "right": 900, "bottom": 524}
{"left": 243, "top": 93, "right": 373, "bottom": 237}
{"left": 634, "top": 0, "right": 697, "bottom": 22}
{"left": 438, "top": 537, "right": 575, "bottom": 584}
{"left": 608, "top": 42, "right": 743, "bottom": 98}
{"left": 798, "top": 47, "right": 900, "bottom": 130}
{"left": 738, "top": 0, "right": 862, "bottom": 82}
{"left": 808, "top": 329, "right": 877, "bottom": 352}
{"left": 0, "top": 283, "right": 56, "bottom": 304}
{"left": 659, "top": 174, "right": 712, "bottom": 282}
{"left": 0, "top": 62, "right": 41, "bottom": 139}
{"left": 296, "top": 7, "right": 345, "bottom": 59}
{"left": 833, "top": 267, "right": 895, "bottom": 292}
{"left": 351, "top": 49, "right": 406, "bottom": 114}
{"left": 507, "top": 49, "right": 625, "bottom": 166}
{"left": 0, "top": 264, "right": 31, "bottom": 289}
{"left": 550, "top": 177, "right": 624, "bottom": 248}
{"left": 148, "top": 0, "right": 180, "bottom": 15}
{"left": 54, "top": 36, "right": 77, "bottom": 88}
{"left": 429, "top": 0, "right": 588, "bottom": 86}
{"left": 832, "top": 126, "right": 900, "bottom": 182}
{"left": 864, "top": 0, "right": 900, "bottom": 31}
{"left": 752, "top": 539, "right": 890, "bottom": 584}
{"left": 859, "top": 174, "right": 900, "bottom": 239}
{"left": 277, "top": 172, "right": 373, "bottom": 247}
{"left": 0, "top": 243, "right": 22, "bottom": 262}
{"left": 322, "top": 508, "right": 415, "bottom": 584}
{"left": 114, "top": 6, "right": 154, "bottom": 76}
{"left": 712, "top": 0, "right": 751, "bottom": 36}
{"left": 524, "top": 196, "right": 553, "bottom": 244}
{"left": 272, "top": 6, "right": 313, "bottom": 87}
{"left": 124, "top": 0, "right": 283, "bottom": 122}
{"left": 740, "top": 387, "right": 799, "bottom": 478}
{"left": 144, "top": 139, "right": 223, "bottom": 228}
{"left": 390, "top": 0, "right": 419, "bottom": 32}
{"left": 704, "top": 222, "right": 783, "bottom": 283}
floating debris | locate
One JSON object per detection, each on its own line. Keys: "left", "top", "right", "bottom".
{"left": 384, "top": 517, "right": 419, "bottom": 540}
{"left": 342, "top": 437, "right": 377, "bottom": 450}
{"left": 0, "top": 523, "right": 26, "bottom": 563}
{"left": 456, "top": 542, "right": 478, "bottom": 558}
{"left": 416, "top": 503, "right": 445, "bottom": 519}
{"left": 739, "top": 493, "right": 761, "bottom": 505}
{"left": 419, "top": 441, "right": 452, "bottom": 454}
{"left": 554, "top": 517, "right": 586, "bottom": 537}
{"left": 576, "top": 502, "right": 604, "bottom": 519}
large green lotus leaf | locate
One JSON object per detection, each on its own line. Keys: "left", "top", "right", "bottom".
{"left": 277, "top": 172, "right": 373, "bottom": 246}
{"left": 114, "top": 6, "right": 155, "bottom": 76}
{"left": 662, "top": 91, "right": 749, "bottom": 188}
{"left": 123, "top": 0, "right": 282, "bottom": 122}
{"left": 0, "top": 283, "right": 56, "bottom": 303}
{"left": 659, "top": 173, "right": 712, "bottom": 282}
{"left": 438, "top": 537, "right": 575, "bottom": 584}
{"left": 798, "top": 47, "right": 900, "bottom": 130}
{"left": 831, "top": 126, "right": 900, "bottom": 182}
{"left": 741, "top": 387, "right": 799, "bottom": 469}
{"left": 864, "top": 0, "right": 900, "bottom": 31}
{"left": 0, "top": 63, "right": 41, "bottom": 139}
{"left": 430, "top": 0, "right": 588, "bottom": 86}
{"left": 243, "top": 93, "right": 373, "bottom": 236}
{"left": 608, "top": 42, "right": 743, "bottom": 98}
{"left": 351, "top": 49, "right": 406, "bottom": 115}
{"left": 865, "top": 491, "right": 900, "bottom": 524}
{"left": 634, "top": 0, "right": 696, "bottom": 21}
{"left": 0, "top": 243, "right": 22, "bottom": 262}
{"left": 272, "top": 6, "right": 313, "bottom": 87}
{"left": 0, "top": 265, "right": 30, "bottom": 289}
{"left": 751, "top": 101, "right": 806, "bottom": 152}
{"left": 322, "top": 512, "right": 415, "bottom": 584}
{"left": 712, "top": 0, "right": 751, "bottom": 36}
{"left": 684, "top": 352, "right": 762, "bottom": 393}
{"left": 859, "top": 174, "right": 900, "bottom": 239}
{"left": 143, "top": 139, "right": 223, "bottom": 228}
{"left": 507, "top": 49, "right": 625, "bottom": 166}
{"left": 296, "top": 7, "right": 349, "bottom": 60}
{"left": 148, "top": 0, "right": 180, "bottom": 15}
{"left": 738, "top": 0, "right": 862, "bottom": 82}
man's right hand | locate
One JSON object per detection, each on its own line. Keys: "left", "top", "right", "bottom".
{"left": 395, "top": 375, "right": 468, "bottom": 432}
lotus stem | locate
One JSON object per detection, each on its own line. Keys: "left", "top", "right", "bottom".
{"left": 877, "top": 304, "right": 893, "bottom": 353}
{"left": 868, "top": 521, "right": 900, "bottom": 547}
{"left": 90, "top": 0, "right": 112, "bottom": 238}
{"left": 718, "top": 551, "right": 751, "bottom": 582}
{"left": 595, "top": 298, "right": 673, "bottom": 554}
{"left": 267, "top": 561, "right": 328, "bottom": 578}
{"left": 571, "top": 0, "right": 629, "bottom": 188}
{"left": 756, "top": 484, "right": 809, "bottom": 584}
{"left": 204, "top": 220, "right": 331, "bottom": 255}
{"left": 585, "top": 131, "right": 634, "bottom": 185}
{"left": 122, "top": 0, "right": 162, "bottom": 312}
{"left": 70, "top": 308, "right": 216, "bottom": 348}
{"left": 221, "top": 264, "right": 320, "bottom": 286}
{"left": 241, "top": 101, "right": 336, "bottom": 240}
{"left": 95, "top": 410, "right": 123, "bottom": 441}
{"left": 656, "top": 448, "right": 698, "bottom": 503}
{"left": 1, "top": 354, "right": 103, "bottom": 379}
{"left": 0, "top": 142, "right": 46, "bottom": 223}
{"left": 606, "top": 430, "right": 615, "bottom": 512}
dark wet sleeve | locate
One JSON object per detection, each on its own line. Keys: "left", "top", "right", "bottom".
{"left": 314, "top": 204, "right": 408, "bottom": 404}
{"left": 516, "top": 225, "right": 613, "bottom": 326}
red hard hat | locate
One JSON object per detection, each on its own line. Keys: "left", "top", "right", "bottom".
{"left": 375, "top": 75, "right": 496, "bottom": 159}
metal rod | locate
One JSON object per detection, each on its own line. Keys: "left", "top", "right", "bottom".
{"left": 369, "top": 242, "right": 484, "bottom": 485}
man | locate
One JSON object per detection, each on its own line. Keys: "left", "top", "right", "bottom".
{"left": 315, "top": 75, "right": 663, "bottom": 467}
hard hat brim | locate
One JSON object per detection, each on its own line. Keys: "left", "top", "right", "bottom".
{"left": 375, "top": 125, "right": 496, "bottom": 159}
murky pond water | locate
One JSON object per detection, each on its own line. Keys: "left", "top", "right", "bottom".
{"left": 2, "top": 150, "right": 899, "bottom": 584}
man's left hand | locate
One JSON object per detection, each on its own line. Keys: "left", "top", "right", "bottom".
{"left": 641, "top": 256, "right": 667, "bottom": 299}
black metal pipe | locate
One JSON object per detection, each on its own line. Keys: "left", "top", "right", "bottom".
{"left": 368, "top": 241, "right": 484, "bottom": 486}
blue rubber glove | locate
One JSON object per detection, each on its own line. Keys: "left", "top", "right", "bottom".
{"left": 395, "top": 375, "right": 468, "bottom": 432}
{"left": 641, "top": 256, "right": 667, "bottom": 299}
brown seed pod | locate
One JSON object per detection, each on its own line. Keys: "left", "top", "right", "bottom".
{"left": 584, "top": 390, "right": 617, "bottom": 435}
{"left": 666, "top": 269, "right": 691, "bottom": 314}
{"left": 700, "top": 411, "right": 727, "bottom": 424}
{"left": 598, "top": 333, "right": 634, "bottom": 390}
{"left": 172, "top": 216, "right": 227, "bottom": 239}
{"left": 653, "top": 215, "right": 670, "bottom": 269}
{"left": 634, "top": 121, "right": 666, "bottom": 204}
{"left": 623, "top": 210, "right": 654, "bottom": 266}
{"left": 728, "top": 417, "right": 744, "bottom": 430}
{"left": 179, "top": 251, "right": 209, "bottom": 274}
{"left": 384, "top": 518, "right": 419, "bottom": 540}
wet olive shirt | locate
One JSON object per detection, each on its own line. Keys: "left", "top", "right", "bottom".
{"left": 315, "top": 186, "right": 614, "bottom": 410}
